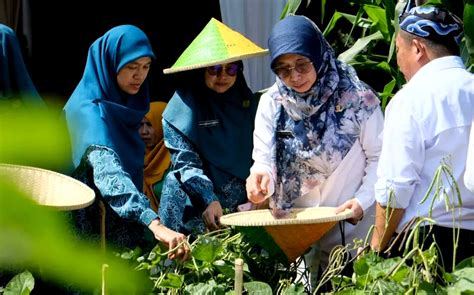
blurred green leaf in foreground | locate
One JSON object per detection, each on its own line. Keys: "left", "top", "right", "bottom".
{"left": 0, "top": 107, "right": 71, "bottom": 172}
{"left": 0, "top": 107, "right": 150, "bottom": 293}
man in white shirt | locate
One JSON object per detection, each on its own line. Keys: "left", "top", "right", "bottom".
{"left": 465, "top": 120, "right": 474, "bottom": 192}
{"left": 371, "top": 3, "right": 474, "bottom": 272}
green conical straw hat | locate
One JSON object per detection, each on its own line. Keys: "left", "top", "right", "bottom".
{"left": 163, "top": 18, "right": 268, "bottom": 74}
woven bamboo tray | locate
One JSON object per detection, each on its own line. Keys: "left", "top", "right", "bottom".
{"left": 220, "top": 207, "right": 352, "bottom": 263}
{"left": 0, "top": 163, "right": 95, "bottom": 210}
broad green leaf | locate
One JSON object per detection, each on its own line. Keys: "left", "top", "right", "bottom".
{"left": 364, "top": 5, "right": 390, "bottom": 41}
{"left": 184, "top": 281, "right": 226, "bottom": 295}
{"left": 384, "top": 0, "right": 395, "bottom": 37}
{"left": 330, "top": 275, "right": 353, "bottom": 289}
{"left": 416, "top": 280, "right": 436, "bottom": 294}
{"left": 390, "top": 265, "right": 410, "bottom": 283}
{"left": 455, "top": 256, "right": 474, "bottom": 269}
{"left": 158, "top": 273, "right": 183, "bottom": 289}
{"left": 446, "top": 268, "right": 474, "bottom": 294}
{"left": 394, "top": 0, "right": 407, "bottom": 34}
{"left": 280, "top": 0, "right": 302, "bottom": 19}
{"left": 373, "top": 279, "right": 406, "bottom": 294}
{"left": 192, "top": 236, "right": 223, "bottom": 263}
{"left": 244, "top": 281, "right": 272, "bottom": 294}
{"left": 374, "top": 61, "right": 392, "bottom": 73}
{"left": 338, "top": 31, "right": 384, "bottom": 63}
{"left": 464, "top": 2, "right": 474, "bottom": 71}
{"left": 353, "top": 251, "right": 383, "bottom": 276}
{"left": 280, "top": 283, "right": 306, "bottom": 294}
{"left": 213, "top": 260, "right": 236, "bottom": 278}
{"left": 380, "top": 78, "right": 396, "bottom": 111}
{"left": 366, "top": 257, "right": 403, "bottom": 281}
{"left": 3, "top": 271, "right": 34, "bottom": 295}
{"left": 120, "top": 247, "right": 143, "bottom": 260}
{"left": 323, "top": 11, "right": 343, "bottom": 36}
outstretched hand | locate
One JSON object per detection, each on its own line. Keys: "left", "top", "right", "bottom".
{"left": 148, "top": 219, "right": 190, "bottom": 261}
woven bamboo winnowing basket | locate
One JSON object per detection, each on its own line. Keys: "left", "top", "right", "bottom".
{"left": 0, "top": 163, "right": 95, "bottom": 210}
{"left": 220, "top": 207, "right": 352, "bottom": 263}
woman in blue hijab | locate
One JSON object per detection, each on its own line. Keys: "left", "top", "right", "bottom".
{"left": 63, "top": 25, "right": 189, "bottom": 260}
{"left": 160, "top": 62, "right": 259, "bottom": 235}
{"left": 159, "top": 18, "right": 268, "bottom": 236}
{"left": 0, "top": 23, "right": 45, "bottom": 111}
{"left": 246, "top": 15, "right": 384, "bottom": 289}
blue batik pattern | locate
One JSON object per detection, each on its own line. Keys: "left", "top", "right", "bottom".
{"left": 399, "top": 4, "right": 464, "bottom": 46}
{"left": 159, "top": 122, "right": 247, "bottom": 235}
{"left": 71, "top": 145, "right": 157, "bottom": 249}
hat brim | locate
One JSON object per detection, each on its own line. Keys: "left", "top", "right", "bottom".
{"left": 220, "top": 206, "right": 352, "bottom": 227}
{"left": 220, "top": 207, "right": 353, "bottom": 262}
{"left": 0, "top": 163, "right": 95, "bottom": 210}
{"left": 163, "top": 50, "right": 269, "bottom": 74}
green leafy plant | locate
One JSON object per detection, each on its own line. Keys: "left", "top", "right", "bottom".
{"left": 1, "top": 271, "right": 34, "bottom": 295}
{"left": 120, "top": 227, "right": 306, "bottom": 294}
{"left": 319, "top": 159, "right": 474, "bottom": 294}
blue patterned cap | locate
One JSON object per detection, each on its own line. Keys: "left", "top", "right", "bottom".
{"left": 399, "top": 3, "right": 463, "bottom": 47}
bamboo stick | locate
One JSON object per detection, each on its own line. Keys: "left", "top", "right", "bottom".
{"left": 234, "top": 258, "right": 244, "bottom": 294}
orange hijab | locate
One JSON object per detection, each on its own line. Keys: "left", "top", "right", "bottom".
{"left": 143, "top": 101, "right": 171, "bottom": 212}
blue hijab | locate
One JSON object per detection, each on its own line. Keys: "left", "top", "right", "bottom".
{"left": 268, "top": 15, "right": 380, "bottom": 210}
{"left": 0, "top": 23, "right": 45, "bottom": 109}
{"left": 163, "top": 65, "right": 257, "bottom": 188}
{"left": 63, "top": 25, "right": 155, "bottom": 188}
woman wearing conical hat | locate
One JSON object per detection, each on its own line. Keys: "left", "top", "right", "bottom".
{"left": 159, "top": 18, "right": 268, "bottom": 235}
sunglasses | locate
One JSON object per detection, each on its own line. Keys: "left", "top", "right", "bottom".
{"left": 206, "top": 63, "right": 240, "bottom": 76}
{"left": 272, "top": 60, "right": 314, "bottom": 79}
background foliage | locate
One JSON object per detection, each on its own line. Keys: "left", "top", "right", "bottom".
{"left": 283, "top": 0, "right": 474, "bottom": 110}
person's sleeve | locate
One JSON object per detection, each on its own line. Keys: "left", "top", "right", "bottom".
{"left": 250, "top": 91, "right": 277, "bottom": 196}
{"left": 87, "top": 146, "right": 158, "bottom": 226}
{"left": 464, "top": 120, "right": 474, "bottom": 193}
{"left": 374, "top": 102, "right": 424, "bottom": 208}
{"left": 163, "top": 120, "right": 218, "bottom": 207}
{"left": 354, "top": 108, "right": 384, "bottom": 212}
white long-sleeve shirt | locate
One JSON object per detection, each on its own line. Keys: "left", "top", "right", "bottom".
{"left": 250, "top": 83, "right": 384, "bottom": 264}
{"left": 465, "top": 118, "right": 474, "bottom": 193}
{"left": 375, "top": 56, "right": 474, "bottom": 233}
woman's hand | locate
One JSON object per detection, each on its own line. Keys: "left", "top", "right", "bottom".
{"left": 246, "top": 172, "right": 271, "bottom": 204}
{"left": 148, "top": 219, "right": 190, "bottom": 261}
{"left": 335, "top": 198, "right": 363, "bottom": 225}
{"left": 202, "top": 201, "right": 223, "bottom": 231}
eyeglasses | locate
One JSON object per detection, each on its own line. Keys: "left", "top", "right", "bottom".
{"left": 206, "top": 63, "right": 240, "bottom": 76}
{"left": 272, "top": 60, "right": 314, "bottom": 79}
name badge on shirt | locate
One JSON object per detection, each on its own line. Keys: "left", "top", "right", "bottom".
{"left": 198, "top": 119, "right": 220, "bottom": 128}
{"left": 276, "top": 130, "right": 293, "bottom": 138}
